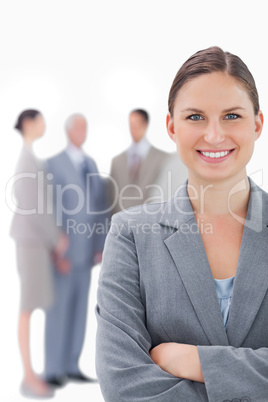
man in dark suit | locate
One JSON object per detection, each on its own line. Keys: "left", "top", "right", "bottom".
{"left": 44, "top": 114, "right": 107, "bottom": 386}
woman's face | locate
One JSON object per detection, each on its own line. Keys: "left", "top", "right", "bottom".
{"left": 34, "top": 114, "right": 46, "bottom": 138}
{"left": 23, "top": 114, "right": 46, "bottom": 139}
{"left": 167, "top": 72, "right": 263, "bottom": 183}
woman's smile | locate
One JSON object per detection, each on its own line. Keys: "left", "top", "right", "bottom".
{"left": 197, "top": 148, "right": 235, "bottom": 163}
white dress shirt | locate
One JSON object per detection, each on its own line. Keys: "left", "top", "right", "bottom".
{"left": 65, "top": 142, "right": 86, "bottom": 171}
{"left": 127, "top": 136, "right": 151, "bottom": 169}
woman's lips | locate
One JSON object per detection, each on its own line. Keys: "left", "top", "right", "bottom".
{"left": 197, "top": 149, "right": 235, "bottom": 163}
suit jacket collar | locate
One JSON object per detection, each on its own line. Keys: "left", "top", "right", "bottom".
{"left": 122, "top": 146, "right": 166, "bottom": 190}
{"left": 159, "top": 178, "right": 268, "bottom": 347}
{"left": 65, "top": 143, "right": 85, "bottom": 166}
{"left": 127, "top": 137, "right": 151, "bottom": 160}
{"left": 59, "top": 150, "right": 85, "bottom": 187}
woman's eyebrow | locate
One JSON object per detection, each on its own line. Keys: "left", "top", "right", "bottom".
{"left": 180, "top": 106, "right": 246, "bottom": 113}
{"left": 180, "top": 108, "right": 204, "bottom": 113}
{"left": 222, "top": 106, "right": 246, "bottom": 113}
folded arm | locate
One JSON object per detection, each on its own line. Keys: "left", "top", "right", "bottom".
{"left": 198, "top": 345, "right": 268, "bottom": 401}
{"left": 151, "top": 341, "right": 268, "bottom": 400}
{"left": 150, "top": 343, "right": 204, "bottom": 383}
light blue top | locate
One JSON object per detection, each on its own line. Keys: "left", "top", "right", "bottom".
{"left": 214, "top": 276, "right": 235, "bottom": 328}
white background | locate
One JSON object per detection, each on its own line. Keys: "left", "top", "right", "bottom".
{"left": 1, "top": 1, "right": 268, "bottom": 401}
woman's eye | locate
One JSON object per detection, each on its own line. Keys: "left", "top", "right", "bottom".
{"left": 188, "top": 114, "right": 203, "bottom": 121}
{"left": 224, "top": 113, "right": 240, "bottom": 120}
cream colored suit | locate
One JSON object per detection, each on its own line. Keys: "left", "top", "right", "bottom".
{"left": 10, "top": 145, "right": 59, "bottom": 310}
{"left": 109, "top": 145, "right": 171, "bottom": 215}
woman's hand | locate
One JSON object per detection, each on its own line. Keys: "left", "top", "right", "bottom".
{"left": 150, "top": 343, "right": 204, "bottom": 383}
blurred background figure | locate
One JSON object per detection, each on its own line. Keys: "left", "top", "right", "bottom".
{"left": 109, "top": 109, "right": 187, "bottom": 215}
{"left": 44, "top": 113, "right": 107, "bottom": 387}
{"left": 10, "top": 110, "right": 68, "bottom": 399}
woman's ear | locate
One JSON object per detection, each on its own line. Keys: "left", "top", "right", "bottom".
{"left": 166, "top": 113, "right": 176, "bottom": 143}
{"left": 254, "top": 110, "right": 264, "bottom": 141}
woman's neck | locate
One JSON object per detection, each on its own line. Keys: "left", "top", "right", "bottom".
{"left": 23, "top": 133, "right": 35, "bottom": 148}
{"left": 187, "top": 170, "right": 250, "bottom": 217}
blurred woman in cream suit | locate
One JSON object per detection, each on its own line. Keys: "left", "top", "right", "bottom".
{"left": 10, "top": 110, "right": 67, "bottom": 398}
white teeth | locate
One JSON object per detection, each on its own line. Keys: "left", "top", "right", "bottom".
{"left": 200, "top": 150, "right": 230, "bottom": 159}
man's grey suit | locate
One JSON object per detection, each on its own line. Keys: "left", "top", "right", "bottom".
{"left": 96, "top": 179, "right": 268, "bottom": 401}
{"left": 45, "top": 150, "right": 107, "bottom": 378}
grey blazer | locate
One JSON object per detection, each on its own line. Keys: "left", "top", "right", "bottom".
{"left": 46, "top": 150, "right": 107, "bottom": 268}
{"left": 96, "top": 178, "right": 268, "bottom": 402}
{"left": 109, "top": 145, "right": 170, "bottom": 214}
{"left": 10, "top": 145, "right": 59, "bottom": 248}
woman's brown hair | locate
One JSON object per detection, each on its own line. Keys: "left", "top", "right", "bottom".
{"left": 168, "top": 46, "right": 259, "bottom": 116}
{"left": 14, "top": 109, "right": 41, "bottom": 134}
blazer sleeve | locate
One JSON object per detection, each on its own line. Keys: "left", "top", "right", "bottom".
{"left": 96, "top": 212, "right": 205, "bottom": 402}
{"left": 198, "top": 345, "right": 268, "bottom": 401}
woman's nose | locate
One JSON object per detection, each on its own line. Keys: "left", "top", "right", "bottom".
{"left": 204, "top": 121, "right": 225, "bottom": 145}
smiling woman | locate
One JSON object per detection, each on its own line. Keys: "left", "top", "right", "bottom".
{"left": 96, "top": 47, "right": 268, "bottom": 402}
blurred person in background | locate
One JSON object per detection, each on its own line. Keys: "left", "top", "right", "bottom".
{"left": 44, "top": 113, "right": 107, "bottom": 387}
{"left": 109, "top": 109, "right": 186, "bottom": 214}
{"left": 10, "top": 109, "right": 68, "bottom": 399}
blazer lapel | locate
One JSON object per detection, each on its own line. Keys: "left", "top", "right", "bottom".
{"left": 227, "top": 180, "right": 268, "bottom": 347}
{"left": 138, "top": 147, "right": 162, "bottom": 187}
{"left": 160, "top": 183, "right": 229, "bottom": 346}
